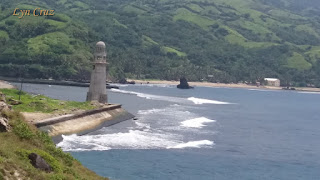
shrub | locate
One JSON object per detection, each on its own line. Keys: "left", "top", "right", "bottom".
{"left": 49, "top": 174, "right": 65, "bottom": 180}
{"left": 1, "top": 110, "right": 20, "bottom": 121}
{"left": 5, "top": 20, "right": 16, "bottom": 26}
{"left": 36, "top": 131, "right": 53, "bottom": 145}
{"left": 46, "top": 145, "right": 74, "bottom": 167}
{"left": 63, "top": 167, "right": 77, "bottom": 177}
{"left": 13, "top": 120, "right": 34, "bottom": 140}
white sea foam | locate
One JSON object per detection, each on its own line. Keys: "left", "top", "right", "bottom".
{"left": 167, "top": 140, "right": 214, "bottom": 149}
{"left": 113, "top": 84, "right": 129, "bottom": 87}
{"left": 181, "top": 117, "right": 216, "bottom": 128}
{"left": 57, "top": 130, "right": 215, "bottom": 151}
{"left": 110, "top": 89, "right": 184, "bottom": 102}
{"left": 111, "top": 89, "right": 233, "bottom": 105}
{"left": 171, "top": 104, "right": 180, "bottom": 107}
{"left": 139, "top": 84, "right": 174, "bottom": 88}
{"left": 248, "top": 89, "right": 277, "bottom": 92}
{"left": 138, "top": 108, "right": 166, "bottom": 115}
{"left": 187, "top": 97, "right": 231, "bottom": 105}
{"left": 57, "top": 130, "right": 182, "bottom": 151}
{"left": 298, "top": 91, "right": 320, "bottom": 94}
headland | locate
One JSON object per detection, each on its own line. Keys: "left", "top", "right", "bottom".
{"left": 0, "top": 81, "right": 108, "bottom": 179}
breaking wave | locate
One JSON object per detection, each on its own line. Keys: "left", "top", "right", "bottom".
{"left": 110, "top": 89, "right": 232, "bottom": 105}
{"left": 57, "top": 130, "right": 214, "bottom": 151}
{"left": 181, "top": 117, "right": 216, "bottom": 128}
{"left": 138, "top": 108, "right": 167, "bottom": 115}
{"left": 187, "top": 97, "right": 231, "bottom": 105}
{"left": 167, "top": 140, "right": 214, "bottom": 149}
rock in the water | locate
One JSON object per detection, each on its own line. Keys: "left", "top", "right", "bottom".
{"left": 177, "top": 77, "right": 193, "bottom": 89}
{"left": 0, "top": 117, "right": 11, "bottom": 132}
{"left": 106, "top": 84, "right": 119, "bottom": 89}
{"left": 28, "top": 153, "right": 52, "bottom": 172}
{"left": 119, "top": 78, "right": 128, "bottom": 84}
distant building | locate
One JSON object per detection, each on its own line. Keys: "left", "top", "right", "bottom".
{"left": 264, "top": 78, "right": 280, "bottom": 87}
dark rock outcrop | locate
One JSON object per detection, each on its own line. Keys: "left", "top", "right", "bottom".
{"left": 119, "top": 78, "right": 127, "bottom": 84}
{"left": 177, "top": 77, "right": 193, "bottom": 89}
{"left": 28, "top": 153, "right": 52, "bottom": 172}
{"left": 0, "top": 117, "right": 11, "bottom": 132}
{"left": 282, "top": 87, "right": 296, "bottom": 91}
{"left": 106, "top": 84, "right": 119, "bottom": 89}
{"left": 119, "top": 78, "right": 135, "bottom": 85}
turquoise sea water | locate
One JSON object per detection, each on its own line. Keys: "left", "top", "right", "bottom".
{"left": 14, "top": 83, "right": 320, "bottom": 180}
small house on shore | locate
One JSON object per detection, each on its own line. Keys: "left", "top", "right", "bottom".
{"left": 264, "top": 78, "right": 280, "bottom": 87}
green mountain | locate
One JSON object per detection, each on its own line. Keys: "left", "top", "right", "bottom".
{"left": 1, "top": 0, "right": 320, "bottom": 87}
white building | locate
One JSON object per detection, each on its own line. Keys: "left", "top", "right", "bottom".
{"left": 264, "top": 78, "right": 280, "bottom": 87}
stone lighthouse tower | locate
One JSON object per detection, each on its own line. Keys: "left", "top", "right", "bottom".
{"left": 86, "top": 41, "right": 108, "bottom": 103}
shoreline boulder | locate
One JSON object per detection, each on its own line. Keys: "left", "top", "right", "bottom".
{"left": 177, "top": 77, "right": 193, "bottom": 89}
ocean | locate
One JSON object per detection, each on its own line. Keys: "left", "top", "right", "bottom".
{"left": 13, "top": 83, "right": 320, "bottom": 180}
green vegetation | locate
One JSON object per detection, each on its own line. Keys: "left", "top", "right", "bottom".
{"left": 0, "top": 89, "right": 96, "bottom": 113}
{"left": 0, "top": 104, "right": 107, "bottom": 179}
{"left": 162, "top": 47, "right": 187, "bottom": 57}
{"left": 286, "top": 52, "right": 312, "bottom": 71}
{"left": 173, "top": 8, "right": 216, "bottom": 30}
{"left": 1, "top": 0, "right": 320, "bottom": 86}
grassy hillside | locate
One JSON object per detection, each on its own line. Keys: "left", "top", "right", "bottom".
{"left": 1, "top": 0, "right": 320, "bottom": 86}
{"left": 0, "top": 89, "right": 107, "bottom": 180}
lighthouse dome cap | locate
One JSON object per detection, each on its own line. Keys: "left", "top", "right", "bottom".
{"left": 96, "top": 41, "right": 105, "bottom": 47}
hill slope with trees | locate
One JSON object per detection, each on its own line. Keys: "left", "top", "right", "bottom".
{"left": 1, "top": 0, "right": 320, "bottom": 87}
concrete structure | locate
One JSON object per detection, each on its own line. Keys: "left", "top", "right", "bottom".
{"left": 87, "top": 41, "right": 108, "bottom": 103}
{"left": 33, "top": 104, "right": 134, "bottom": 143}
{"left": 264, "top": 78, "right": 280, "bottom": 87}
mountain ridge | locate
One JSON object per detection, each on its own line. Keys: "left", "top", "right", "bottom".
{"left": 0, "top": 0, "right": 320, "bottom": 87}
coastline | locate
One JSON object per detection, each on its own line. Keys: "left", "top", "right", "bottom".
{"left": 2, "top": 77, "right": 320, "bottom": 92}
{"left": 0, "top": 80, "right": 134, "bottom": 143}
{"left": 128, "top": 79, "right": 320, "bottom": 92}
{"left": 0, "top": 80, "right": 15, "bottom": 89}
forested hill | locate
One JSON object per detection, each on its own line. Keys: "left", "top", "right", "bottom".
{"left": 1, "top": 0, "right": 320, "bottom": 87}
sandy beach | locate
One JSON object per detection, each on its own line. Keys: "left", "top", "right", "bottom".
{"left": 0, "top": 80, "right": 14, "bottom": 89}
{"left": 128, "top": 79, "right": 320, "bottom": 92}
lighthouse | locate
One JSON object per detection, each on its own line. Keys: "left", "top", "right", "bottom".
{"left": 86, "top": 41, "right": 108, "bottom": 103}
